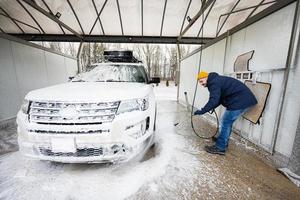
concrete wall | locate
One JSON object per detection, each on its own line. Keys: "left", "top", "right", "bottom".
{"left": 0, "top": 35, "right": 78, "bottom": 122}
{"left": 179, "top": 3, "right": 298, "bottom": 158}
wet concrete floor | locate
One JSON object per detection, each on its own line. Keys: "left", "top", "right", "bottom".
{"left": 0, "top": 100, "right": 299, "bottom": 199}
{"left": 131, "top": 100, "right": 300, "bottom": 199}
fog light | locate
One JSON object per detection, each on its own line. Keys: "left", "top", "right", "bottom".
{"left": 125, "top": 120, "right": 146, "bottom": 139}
{"left": 111, "top": 144, "right": 120, "bottom": 154}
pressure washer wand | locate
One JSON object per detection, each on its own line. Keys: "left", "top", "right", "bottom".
{"left": 173, "top": 91, "right": 193, "bottom": 127}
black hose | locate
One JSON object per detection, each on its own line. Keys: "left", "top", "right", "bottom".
{"left": 189, "top": 7, "right": 219, "bottom": 139}
{"left": 190, "top": 108, "right": 219, "bottom": 139}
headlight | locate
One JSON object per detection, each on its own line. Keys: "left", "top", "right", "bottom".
{"left": 117, "top": 97, "right": 149, "bottom": 114}
{"left": 21, "top": 99, "right": 30, "bottom": 114}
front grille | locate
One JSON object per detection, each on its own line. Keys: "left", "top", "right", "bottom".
{"left": 29, "top": 101, "right": 120, "bottom": 125}
{"left": 39, "top": 147, "right": 103, "bottom": 157}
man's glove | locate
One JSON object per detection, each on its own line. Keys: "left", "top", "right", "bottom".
{"left": 209, "top": 109, "right": 215, "bottom": 114}
{"left": 193, "top": 110, "right": 203, "bottom": 115}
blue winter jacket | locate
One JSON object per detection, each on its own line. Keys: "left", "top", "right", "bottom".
{"left": 198, "top": 72, "right": 257, "bottom": 114}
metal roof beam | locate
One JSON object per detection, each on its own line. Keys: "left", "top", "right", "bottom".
{"left": 160, "top": 0, "right": 168, "bottom": 36}
{"left": 11, "top": 34, "right": 213, "bottom": 44}
{"left": 67, "top": 0, "right": 85, "bottom": 35}
{"left": 41, "top": 0, "right": 65, "bottom": 34}
{"left": 17, "top": 0, "right": 45, "bottom": 34}
{"left": 21, "top": 0, "right": 83, "bottom": 39}
{"left": 0, "top": 13, "right": 41, "bottom": 33}
{"left": 216, "top": 0, "right": 241, "bottom": 37}
{"left": 212, "top": 0, "right": 297, "bottom": 46}
{"left": 89, "top": 0, "right": 107, "bottom": 35}
{"left": 182, "top": 0, "right": 297, "bottom": 60}
{"left": 141, "top": 0, "right": 144, "bottom": 36}
{"left": 218, "top": 0, "right": 276, "bottom": 18}
{"left": 0, "top": 26, "right": 5, "bottom": 33}
{"left": 0, "top": 6, "right": 25, "bottom": 33}
{"left": 196, "top": 0, "right": 216, "bottom": 37}
{"left": 179, "top": 0, "right": 192, "bottom": 35}
{"left": 215, "top": 0, "right": 276, "bottom": 37}
{"left": 178, "top": 0, "right": 214, "bottom": 41}
{"left": 116, "top": 0, "right": 124, "bottom": 35}
{"left": 246, "top": 0, "right": 265, "bottom": 20}
{"left": 91, "top": 0, "right": 105, "bottom": 35}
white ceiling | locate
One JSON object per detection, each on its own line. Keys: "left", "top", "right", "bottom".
{"left": 0, "top": 0, "right": 276, "bottom": 39}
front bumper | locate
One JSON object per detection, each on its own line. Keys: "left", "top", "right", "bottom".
{"left": 17, "top": 110, "right": 154, "bottom": 163}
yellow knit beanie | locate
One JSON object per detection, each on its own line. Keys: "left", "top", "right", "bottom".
{"left": 197, "top": 71, "right": 209, "bottom": 80}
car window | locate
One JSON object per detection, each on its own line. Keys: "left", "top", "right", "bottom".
{"left": 72, "top": 64, "right": 148, "bottom": 83}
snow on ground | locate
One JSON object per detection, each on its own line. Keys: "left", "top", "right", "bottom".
{"left": 1, "top": 98, "right": 299, "bottom": 199}
{"left": 0, "top": 129, "right": 183, "bottom": 200}
{"left": 0, "top": 113, "right": 215, "bottom": 200}
{"left": 0, "top": 124, "right": 18, "bottom": 155}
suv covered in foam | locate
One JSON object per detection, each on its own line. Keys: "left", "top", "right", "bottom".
{"left": 17, "top": 50, "right": 160, "bottom": 163}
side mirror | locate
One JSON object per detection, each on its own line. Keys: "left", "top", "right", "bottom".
{"left": 149, "top": 77, "right": 160, "bottom": 84}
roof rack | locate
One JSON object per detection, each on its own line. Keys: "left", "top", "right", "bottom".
{"left": 104, "top": 50, "right": 141, "bottom": 63}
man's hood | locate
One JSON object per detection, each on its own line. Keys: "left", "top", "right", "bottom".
{"left": 26, "top": 82, "right": 151, "bottom": 102}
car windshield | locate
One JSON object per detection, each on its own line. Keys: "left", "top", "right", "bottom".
{"left": 72, "top": 64, "right": 148, "bottom": 83}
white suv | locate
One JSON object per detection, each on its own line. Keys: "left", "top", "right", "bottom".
{"left": 17, "top": 51, "right": 160, "bottom": 163}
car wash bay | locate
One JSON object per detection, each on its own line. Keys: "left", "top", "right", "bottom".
{"left": 1, "top": 97, "right": 300, "bottom": 199}
{"left": 1, "top": 0, "right": 300, "bottom": 199}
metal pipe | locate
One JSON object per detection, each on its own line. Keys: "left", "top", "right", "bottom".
{"left": 184, "top": 92, "right": 191, "bottom": 112}
{"left": 272, "top": 0, "right": 299, "bottom": 154}
{"left": 67, "top": 0, "right": 85, "bottom": 35}
{"left": 89, "top": 0, "right": 107, "bottom": 35}
{"left": 0, "top": 13, "right": 41, "bottom": 34}
{"left": 17, "top": 0, "right": 45, "bottom": 34}
{"left": 0, "top": 26, "right": 5, "bottom": 33}
{"left": 179, "top": 0, "right": 192, "bottom": 35}
{"left": 176, "top": 42, "right": 181, "bottom": 101}
{"left": 197, "top": 0, "right": 216, "bottom": 37}
{"left": 218, "top": 1, "right": 276, "bottom": 20}
{"left": 181, "top": 0, "right": 296, "bottom": 61}
{"left": 246, "top": 0, "right": 266, "bottom": 20}
{"left": 21, "top": 0, "right": 83, "bottom": 39}
{"left": 216, "top": 0, "right": 241, "bottom": 37}
{"left": 215, "top": 1, "right": 276, "bottom": 37}
{"left": 178, "top": 0, "right": 214, "bottom": 41}
{"left": 160, "top": 0, "right": 168, "bottom": 37}
{"left": 12, "top": 34, "right": 212, "bottom": 44}
{"left": 41, "top": 0, "right": 65, "bottom": 34}
{"left": 0, "top": 32, "right": 76, "bottom": 59}
{"left": 77, "top": 41, "right": 83, "bottom": 73}
{"left": 0, "top": 6, "right": 24, "bottom": 33}
{"left": 141, "top": 0, "right": 144, "bottom": 36}
{"left": 116, "top": 0, "right": 124, "bottom": 35}
{"left": 91, "top": 0, "right": 105, "bottom": 35}
{"left": 220, "top": 31, "right": 230, "bottom": 118}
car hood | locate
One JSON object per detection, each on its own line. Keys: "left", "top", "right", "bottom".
{"left": 26, "top": 82, "right": 152, "bottom": 102}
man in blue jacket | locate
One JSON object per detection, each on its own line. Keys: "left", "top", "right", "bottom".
{"left": 194, "top": 71, "right": 257, "bottom": 155}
